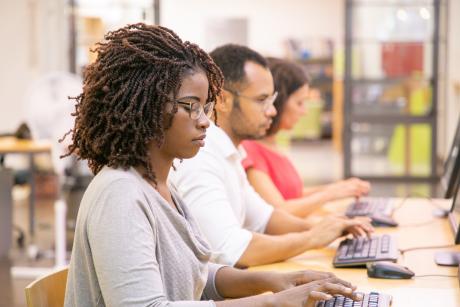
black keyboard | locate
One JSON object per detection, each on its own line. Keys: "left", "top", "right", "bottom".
{"left": 316, "top": 292, "right": 392, "bottom": 307}
{"left": 346, "top": 198, "right": 393, "bottom": 217}
{"left": 346, "top": 198, "right": 398, "bottom": 227}
{"left": 333, "top": 235, "right": 398, "bottom": 267}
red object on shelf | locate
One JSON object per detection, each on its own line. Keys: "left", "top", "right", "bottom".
{"left": 382, "top": 42, "right": 424, "bottom": 77}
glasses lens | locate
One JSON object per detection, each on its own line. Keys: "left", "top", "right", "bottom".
{"left": 271, "top": 91, "right": 278, "bottom": 103}
{"left": 204, "top": 101, "right": 215, "bottom": 118}
{"left": 263, "top": 92, "right": 278, "bottom": 110}
{"left": 189, "top": 102, "right": 200, "bottom": 120}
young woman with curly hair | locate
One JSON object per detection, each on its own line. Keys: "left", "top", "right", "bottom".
{"left": 63, "top": 24, "right": 361, "bottom": 307}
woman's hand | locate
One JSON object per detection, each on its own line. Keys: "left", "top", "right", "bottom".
{"left": 270, "top": 277, "right": 363, "bottom": 307}
{"left": 326, "top": 178, "right": 371, "bottom": 201}
{"left": 268, "top": 270, "right": 351, "bottom": 293}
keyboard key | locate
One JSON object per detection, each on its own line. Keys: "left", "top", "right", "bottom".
{"left": 334, "top": 235, "right": 397, "bottom": 267}
{"left": 316, "top": 292, "right": 389, "bottom": 307}
{"left": 380, "top": 236, "right": 390, "bottom": 253}
{"left": 347, "top": 198, "right": 393, "bottom": 219}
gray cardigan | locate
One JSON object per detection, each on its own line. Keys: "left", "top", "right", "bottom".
{"left": 64, "top": 167, "right": 224, "bottom": 307}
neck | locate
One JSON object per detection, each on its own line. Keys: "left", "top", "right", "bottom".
{"left": 261, "top": 135, "right": 277, "bottom": 145}
{"left": 215, "top": 119, "right": 241, "bottom": 148}
{"left": 136, "top": 151, "right": 173, "bottom": 188}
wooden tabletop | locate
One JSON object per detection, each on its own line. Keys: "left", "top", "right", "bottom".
{"left": 249, "top": 197, "right": 460, "bottom": 306}
{"left": 0, "top": 137, "right": 51, "bottom": 154}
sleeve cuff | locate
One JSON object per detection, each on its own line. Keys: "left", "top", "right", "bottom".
{"left": 202, "top": 263, "right": 229, "bottom": 301}
{"left": 210, "top": 229, "right": 253, "bottom": 266}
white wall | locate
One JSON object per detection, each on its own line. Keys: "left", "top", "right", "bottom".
{"left": 0, "top": 0, "right": 68, "bottom": 134}
{"left": 160, "top": 0, "right": 343, "bottom": 55}
{"left": 0, "top": 0, "right": 458, "bottom": 157}
{"left": 161, "top": 0, "right": 459, "bottom": 158}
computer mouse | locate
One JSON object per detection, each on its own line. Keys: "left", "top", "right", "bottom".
{"left": 367, "top": 261, "right": 414, "bottom": 279}
{"left": 370, "top": 214, "right": 398, "bottom": 227}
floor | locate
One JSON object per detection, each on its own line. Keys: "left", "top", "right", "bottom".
{"left": 0, "top": 140, "right": 439, "bottom": 307}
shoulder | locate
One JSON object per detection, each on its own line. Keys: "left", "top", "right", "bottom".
{"left": 241, "top": 140, "right": 265, "bottom": 156}
{"left": 89, "top": 167, "right": 141, "bottom": 196}
{"left": 81, "top": 167, "right": 148, "bottom": 216}
{"left": 241, "top": 141, "right": 271, "bottom": 171}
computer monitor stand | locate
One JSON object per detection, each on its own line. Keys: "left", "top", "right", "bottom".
{"left": 435, "top": 252, "right": 460, "bottom": 266}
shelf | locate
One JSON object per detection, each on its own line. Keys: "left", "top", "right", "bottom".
{"left": 297, "top": 57, "right": 333, "bottom": 65}
{"left": 349, "top": 77, "right": 434, "bottom": 85}
{"left": 346, "top": 39, "right": 447, "bottom": 44}
{"left": 349, "top": 114, "right": 436, "bottom": 124}
{"left": 351, "top": 0, "right": 443, "bottom": 7}
{"left": 343, "top": 0, "right": 444, "bottom": 179}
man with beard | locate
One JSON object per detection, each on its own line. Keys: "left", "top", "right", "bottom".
{"left": 170, "top": 44, "right": 373, "bottom": 268}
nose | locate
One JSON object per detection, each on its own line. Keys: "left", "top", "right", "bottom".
{"left": 197, "top": 110, "right": 211, "bottom": 129}
{"left": 265, "top": 103, "right": 277, "bottom": 118}
{"left": 299, "top": 103, "right": 307, "bottom": 116}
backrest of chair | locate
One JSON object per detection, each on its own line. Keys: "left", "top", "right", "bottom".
{"left": 25, "top": 267, "right": 68, "bottom": 307}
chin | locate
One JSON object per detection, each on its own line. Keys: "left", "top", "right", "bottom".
{"left": 178, "top": 148, "right": 200, "bottom": 160}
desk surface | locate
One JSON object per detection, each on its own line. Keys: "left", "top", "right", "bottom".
{"left": 249, "top": 198, "right": 460, "bottom": 306}
{"left": 0, "top": 137, "right": 51, "bottom": 154}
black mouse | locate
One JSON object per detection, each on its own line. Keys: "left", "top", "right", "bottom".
{"left": 367, "top": 261, "right": 414, "bottom": 279}
{"left": 370, "top": 214, "right": 398, "bottom": 227}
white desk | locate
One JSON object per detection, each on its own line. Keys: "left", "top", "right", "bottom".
{"left": 0, "top": 137, "right": 51, "bottom": 237}
{"left": 249, "top": 198, "right": 460, "bottom": 306}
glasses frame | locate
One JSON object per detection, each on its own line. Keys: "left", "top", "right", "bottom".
{"left": 224, "top": 88, "right": 278, "bottom": 110}
{"left": 175, "top": 99, "right": 215, "bottom": 120}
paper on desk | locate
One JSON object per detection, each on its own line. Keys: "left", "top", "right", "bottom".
{"left": 384, "top": 287, "right": 459, "bottom": 307}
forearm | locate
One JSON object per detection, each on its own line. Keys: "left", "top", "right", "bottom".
{"left": 215, "top": 294, "right": 273, "bottom": 307}
{"left": 215, "top": 267, "right": 282, "bottom": 298}
{"left": 236, "top": 231, "right": 321, "bottom": 267}
{"left": 280, "top": 190, "right": 334, "bottom": 218}
{"left": 264, "top": 209, "right": 311, "bottom": 234}
{"left": 302, "top": 184, "right": 330, "bottom": 196}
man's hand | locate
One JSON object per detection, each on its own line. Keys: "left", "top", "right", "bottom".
{"left": 344, "top": 216, "right": 374, "bottom": 238}
{"left": 307, "top": 216, "right": 374, "bottom": 248}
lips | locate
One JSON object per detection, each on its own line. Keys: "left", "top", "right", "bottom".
{"left": 193, "top": 134, "right": 206, "bottom": 141}
{"left": 192, "top": 134, "right": 206, "bottom": 147}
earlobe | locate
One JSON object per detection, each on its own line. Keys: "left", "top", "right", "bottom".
{"left": 216, "top": 92, "right": 232, "bottom": 113}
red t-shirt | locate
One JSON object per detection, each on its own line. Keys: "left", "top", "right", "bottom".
{"left": 241, "top": 140, "right": 303, "bottom": 200}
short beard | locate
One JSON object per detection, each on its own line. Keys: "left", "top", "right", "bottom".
{"left": 229, "top": 100, "right": 265, "bottom": 142}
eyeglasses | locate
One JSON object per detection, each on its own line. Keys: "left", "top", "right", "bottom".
{"left": 224, "top": 88, "right": 278, "bottom": 111}
{"left": 175, "top": 99, "right": 215, "bottom": 120}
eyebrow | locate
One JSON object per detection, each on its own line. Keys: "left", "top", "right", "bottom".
{"left": 255, "top": 93, "right": 270, "bottom": 99}
{"left": 176, "top": 95, "right": 201, "bottom": 102}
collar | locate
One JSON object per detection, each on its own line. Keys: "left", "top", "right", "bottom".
{"left": 207, "top": 122, "right": 240, "bottom": 159}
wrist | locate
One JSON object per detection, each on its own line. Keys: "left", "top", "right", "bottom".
{"left": 250, "top": 271, "right": 283, "bottom": 294}
{"left": 302, "top": 228, "right": 322, "bottom": 250}
{"left": 264, "top": 293, "right": 277, "bottom": 307}
{"left": 322, "top": 190, "right": 336, "bottom": 202}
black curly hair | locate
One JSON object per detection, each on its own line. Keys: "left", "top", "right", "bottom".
{"left": 61, "top": 23, "right": 223, "bottom": 184}
{"left": 265, "top": 57, "right": 309, "bottom": 136}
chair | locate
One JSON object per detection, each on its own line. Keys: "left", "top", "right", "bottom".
{"left": 24, "top": 267, "right": 68, "bottom": 307}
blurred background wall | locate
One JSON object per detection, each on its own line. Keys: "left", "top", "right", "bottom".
{"left": 0, "top": 0, "right": 458, "bottom": 157}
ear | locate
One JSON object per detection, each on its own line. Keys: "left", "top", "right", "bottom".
{"left": 215, "top": 91, "right": 233, "bottom": 114}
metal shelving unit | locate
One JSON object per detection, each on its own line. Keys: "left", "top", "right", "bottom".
{"left": 343, "top": 0, "right": 447, "bottom": 181}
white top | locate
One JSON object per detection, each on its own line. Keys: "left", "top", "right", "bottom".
{"left": 170, "top": 123, "right": 274, "bottom": 266}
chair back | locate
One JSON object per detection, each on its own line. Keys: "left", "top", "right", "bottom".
{"left": 25, "top": 267, "right": 68, "bottom": 307}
